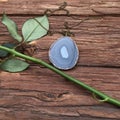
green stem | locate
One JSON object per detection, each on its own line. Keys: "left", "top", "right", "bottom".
{"left": 0, "top": 45, "right": 120, "bottom": 107}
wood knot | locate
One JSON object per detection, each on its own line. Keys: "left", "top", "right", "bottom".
{"left": 38, "top": 92, "right": 71, "bottom": 102}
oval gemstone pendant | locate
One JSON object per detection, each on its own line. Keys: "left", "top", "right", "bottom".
{"left": 49, "top": 37, "right": 79, "bottom": 70}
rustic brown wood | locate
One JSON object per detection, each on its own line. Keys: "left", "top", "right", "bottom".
{"left": 0, "top": 67, "right": 120, "bottom": 120}
{"left": 0, "top": 16, "right": 120, "bottom": 67}
{"left": 0, "top": 0, "right": 120, "bottom": 120}
{"left": 0, "top": 0, "right": 120, "bottom": 15}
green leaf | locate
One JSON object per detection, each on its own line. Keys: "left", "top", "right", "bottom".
{"left": 2, "top": 14, "right": 22, "bottom": 42}
{"left": 0, "top": 58, "right": 29, "bottom": 72}
{"left": 22, "top": 15, "right": 49, "bottom": 42}
{"left": 0, "top": 43, "right": 15, "bottom": 58}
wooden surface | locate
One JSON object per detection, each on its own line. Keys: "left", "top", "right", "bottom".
{"left": 0, "top": 0, "right": 120, "bottom": 120}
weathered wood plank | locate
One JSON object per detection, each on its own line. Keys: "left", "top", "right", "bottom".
{"left": 0, "top": 0, "right": 120, "bottom": 15}
{"left": 0, "top": 66, "right": 120, "bottom": 99}
{"left": 0, "top": 16, "right": 120, "bottom": 67}
{"left": 0, "top": 67, "right": 120, "bottom": 120}
{"left": 0, "top": 106, "right": 119, "bottom": 120}
{"left": 0, "top": 1, "right": 120, "bottom": 120}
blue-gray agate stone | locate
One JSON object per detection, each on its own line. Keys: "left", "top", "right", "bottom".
{"left": 49, "top": 37, "right": 79, "bottom": 70}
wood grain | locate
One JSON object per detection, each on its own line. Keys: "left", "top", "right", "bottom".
{"left": 0, "top": 16, "right": 120, "bottom": 67}
{"left": 0, "top": 67, "right": 120, "bottom": 120}
{"left": 0, "top": 0, "right": 120, "bottom": 120}
{"left": 0, "top": 0, "right": 120, "bottom": 15}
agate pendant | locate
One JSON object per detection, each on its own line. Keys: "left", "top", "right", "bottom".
{"left": 49, "top": 37, "right": 79, "bottom": 70}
